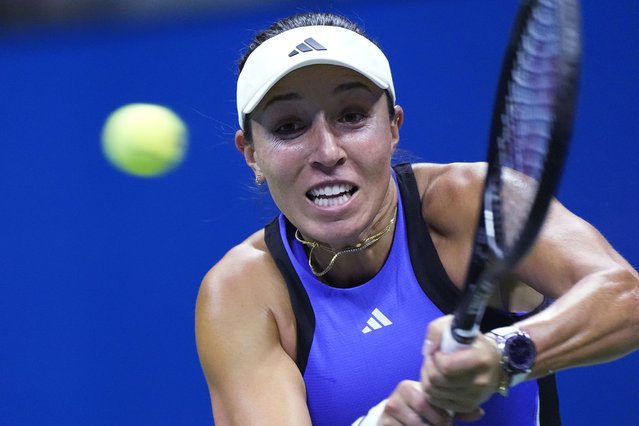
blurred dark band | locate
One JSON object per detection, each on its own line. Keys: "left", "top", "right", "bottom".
{"left": 0, "top": 0, "right": 289, "bottom": 27}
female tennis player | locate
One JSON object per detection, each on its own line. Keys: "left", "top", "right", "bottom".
{"left": 195, "top": 12, "right": 639, "bottom": 426}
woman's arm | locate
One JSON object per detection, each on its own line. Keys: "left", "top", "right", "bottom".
{"left": 415, "top": 162, "right": 639, "bottom": 413}
{"left": 513, "top": 199, "right": 639, "bottom": 375}
{"left": 417, "top": 161, "right": 639, "bottom": 370}
{"left": 195, "top": 239, "right": 312, "bottom": 425}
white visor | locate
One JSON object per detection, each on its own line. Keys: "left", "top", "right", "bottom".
{"left": 236, "top": 25, "right": 395, "bottom": 129}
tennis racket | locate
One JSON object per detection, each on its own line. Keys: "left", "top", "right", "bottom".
{"left": 441, "top": 0, "right": 582, "bottom": 352}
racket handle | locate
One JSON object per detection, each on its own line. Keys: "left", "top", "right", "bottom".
{"left": 441, "top": 326, "right": 472, "bottom": 353}
{"left": 439, "top": 326, "right": 473, "bottom": 419}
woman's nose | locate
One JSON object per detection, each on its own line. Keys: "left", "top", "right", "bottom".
{"left": 309, "top": 118, "right": 346, "bottom": 169}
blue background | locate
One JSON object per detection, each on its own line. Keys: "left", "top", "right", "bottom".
{"left": 1, "top": 0, "right": 637, "bottom": 424}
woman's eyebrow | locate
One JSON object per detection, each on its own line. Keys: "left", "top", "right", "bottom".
{"left": 262, "top": 81, "right": 372, "bottom": 112}
{"left": 262, "top": 92, "right": 301, "bottom": 111}
{"left": 333, "top": 81, "right": 373, "bottom": 95}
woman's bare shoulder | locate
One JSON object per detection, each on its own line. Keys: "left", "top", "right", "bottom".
{"left": 411, "top": 162, "right": 486, "bottom": 194}
{"left": 195, "top": 229, "right": 297, "bottom": 358}
{"left": 411, "top": 162, "right": 486, "bottom": 234}
{"left": 197, "top": 229, "right": 286, "bottom": 315}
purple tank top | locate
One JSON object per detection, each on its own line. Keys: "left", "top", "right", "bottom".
{"left": 270, "top": 166, "right": 549, "bottom": 425}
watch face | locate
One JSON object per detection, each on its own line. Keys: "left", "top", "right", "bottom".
{"left": 506, "top": 335, "right": 537, "bottom": 371}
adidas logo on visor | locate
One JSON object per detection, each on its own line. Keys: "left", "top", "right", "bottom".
{"left": 288, "top": 37, "right": 327, "bottom": 57}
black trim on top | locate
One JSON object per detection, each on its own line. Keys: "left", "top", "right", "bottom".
{"left": 394, "top": 162, "right": 550, "bottom": 329}
{"left": 538, "top": 374, "right": 562, "bottom": 426}
{"left": 264, "top": 217, "right": 315, "bottom": 374}
{"left": 394, "top": 163, "right": 462, "bottom": 315}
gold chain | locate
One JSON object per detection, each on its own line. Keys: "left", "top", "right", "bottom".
{"left": 294, "top": 206, "right": 398, "bottom": 277}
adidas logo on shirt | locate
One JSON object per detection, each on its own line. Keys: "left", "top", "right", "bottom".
{"left": 288, "top": 37, "right": 327, "bottom": 57}
{"left": 361, "top": 308, "right": 393, "bottom": 334}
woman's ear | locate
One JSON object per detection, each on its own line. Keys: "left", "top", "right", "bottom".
{"left": 390, "top": 105, "right": 404, "bottom": 152}
{"left": 235, "top": 130, "right": 263, "bottom": 180}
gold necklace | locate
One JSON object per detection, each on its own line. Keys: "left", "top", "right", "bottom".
{"left": 294, "top": 206, "right": 398, "bottom": 277}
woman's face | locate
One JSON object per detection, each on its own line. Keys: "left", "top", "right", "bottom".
{"left": 238, "top": 65, "right": 402, "bottom": 248}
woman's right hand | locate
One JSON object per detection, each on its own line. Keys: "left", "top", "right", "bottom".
{"left": 379, "top": 380, "right": 482, "bottom": 426}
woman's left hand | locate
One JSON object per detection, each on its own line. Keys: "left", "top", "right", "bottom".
{"left": 420, "top": 315, "right": 502, "bottom": 414}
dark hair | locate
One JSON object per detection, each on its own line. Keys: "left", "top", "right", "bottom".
{"left": 238, "top": 12, "right": 395, "bottom": 142}
{"left": 237, "top": 13, "right": 366, "bottom": 73}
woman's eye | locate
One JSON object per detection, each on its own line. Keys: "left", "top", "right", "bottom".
{"left": 274, "top": 121, "right": 304, "bottom": 135}
{"left": 339, "top": 111, "right": 367, "bottom": 124}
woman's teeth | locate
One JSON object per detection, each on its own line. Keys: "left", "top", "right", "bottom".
{"left": 308, "top": 184, "right": 355, "bottom": 206}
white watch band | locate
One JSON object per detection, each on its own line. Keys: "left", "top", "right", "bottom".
{"left": 488, "top": 326, "right": 534, "bottom": 395}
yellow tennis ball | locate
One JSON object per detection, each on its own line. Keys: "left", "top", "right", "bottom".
{"left": 102, "top": 103, "right": 188, "bottom": 177}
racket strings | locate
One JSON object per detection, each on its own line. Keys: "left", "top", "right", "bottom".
{"left": 451, "top": 0, "right": 580, "bottom": 340}
{"left": 497, "top": 0, "right": 562, "bottom": 250}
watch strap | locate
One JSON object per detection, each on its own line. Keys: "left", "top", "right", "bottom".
{"left": 487, "top": 326, "right": 535, "bottom": 396}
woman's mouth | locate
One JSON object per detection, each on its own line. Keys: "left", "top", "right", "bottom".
{"left": 307, "top": 184, "right": 357, "bottom": 207}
